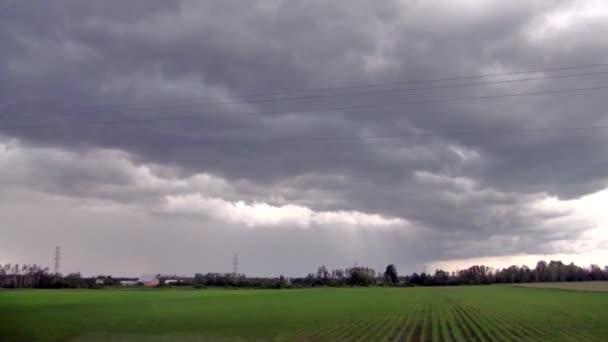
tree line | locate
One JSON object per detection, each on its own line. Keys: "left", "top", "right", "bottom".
{"left": 2, "top": 260, "right": 607, "bottom": 289}
{"left": 183, "top": 261, "right": 608, "bottom": 288}
{"left": 0, "top": 263, "right": 101, "bottom": 289}
{"left": 409, "top": 261, "right": 608, "bottom": 286}
{"left": 190, "top": 266, "right": 378, "bottom": 289}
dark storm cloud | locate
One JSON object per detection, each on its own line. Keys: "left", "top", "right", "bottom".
{"left": 1, "top": 0, "right": 607, "bottom": 274}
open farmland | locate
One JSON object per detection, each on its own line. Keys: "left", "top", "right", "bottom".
{"left": 1, "top": 286, "right": 607, "bottom": 341}
{"left": 514, "top": 281, "right": 608, "bottom": 292}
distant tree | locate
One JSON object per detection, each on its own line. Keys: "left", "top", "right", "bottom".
{"left": 346, "top": 267, "right": 375, "bottom": 286}
{"left": 277, "top": 275, "right": 288, "bottom": 288}
{"left": 384, "top": 264, "right": 399, "bottom": 285}
{"left": 589, "top": 265, "right": 603, "bottom": 281}
{"left": 64, "top": 273, "right": 83, "bottom": 288}
{"left": 519, "top": 265, "right": 531, "bottom": 283}
{"left": 12, "top": 264, "right": 20, "bottom": 287}
{"left": 433, "top": 269, "right": 450, "bottom": 286}
{"left": 419, "top": 272, "right": 430, "bottom": 285}
{"left": 333, "top": 268, "right": 345, "bottom": 280}
{"left": 546, "top": 260, "right": 566, "bottom": 282}
{"left": 409, "top": 272, "right": 421, "bottom": 285}
{"left": 305, "top": 273, "right": 316, "bottom": 287}
{"left": 316, "top": 266, "right": 330, "bottom": 285}
{"left": 329, "top": 268, "right": 346, "bottom": 286}
{"left": 535, "top": 260, "right": 548, "bottom": 282}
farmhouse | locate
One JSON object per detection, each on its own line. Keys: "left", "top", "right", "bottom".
{"left": 139, "top": 274, "right": 160, "bottom": 287}
{"left": 119, "top": 280, "right": 137, "bottom": 286}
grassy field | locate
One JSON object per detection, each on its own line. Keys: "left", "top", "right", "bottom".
{"left": 1, "top": 286, "right": 607, "bottom": 341}
{"left": 514, "top": 281, "right": 608, "bottom": 292}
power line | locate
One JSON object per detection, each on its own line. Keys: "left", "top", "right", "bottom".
{"left": 4, "top": 69, "right": 608, "bottom": 121}
{"left": 21, "top": 62, "right": 608, "bottom": 111}
{"left": 3, "top": 84, "right": 608, "bottom": 129}
{"left": 33, "top": 124, "right": 608, "bottom": 150}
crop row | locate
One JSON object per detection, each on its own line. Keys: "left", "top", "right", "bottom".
{"left": 292, "top": 296, "right": 597, "bottom": 342}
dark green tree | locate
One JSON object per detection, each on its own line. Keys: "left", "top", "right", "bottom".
{"left": 384, "top": 264, "right": 399, "bottom": 285}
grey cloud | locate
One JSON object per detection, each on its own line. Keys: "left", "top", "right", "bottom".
{"left": 0, "top": 142, "right": 591, "bottom": 271}
{"left": 1, "top": 0, "right": 607, "bottom": 274}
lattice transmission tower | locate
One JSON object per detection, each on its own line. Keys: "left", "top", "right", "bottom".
{"left": 233, "top": 254, "right": 239, "bottom": 277}
{"left": 54, "top": 246, "right": 61, "bottom": 275}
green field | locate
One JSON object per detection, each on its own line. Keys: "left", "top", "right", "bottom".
{"left": 515, "top": 281, "right": 608, "bottom": 292}
{"left": 1, "top": 286, "right": 607, "bottom": 341}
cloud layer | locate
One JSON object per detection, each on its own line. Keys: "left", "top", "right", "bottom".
{"left": 1, "top": 0, "right": 607, "bottom": 275}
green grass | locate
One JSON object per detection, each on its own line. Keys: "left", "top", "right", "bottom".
{"left": 514, "top": 281, "right": 608, "bottom": 292}
{"left": 1, "top": 286, "right": 607, "bottom": 341}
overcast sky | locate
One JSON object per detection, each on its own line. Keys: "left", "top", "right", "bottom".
{"left": 1, "top": 0, "right": 607, "bottom": 277}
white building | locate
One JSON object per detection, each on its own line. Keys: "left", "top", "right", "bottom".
{"left": 120, "top": 280, "right": 137, "bottom": 286}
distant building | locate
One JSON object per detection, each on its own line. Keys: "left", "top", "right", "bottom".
{"left": 164, "top": 279, "right": 179, "bottom": 285}
{"left": 139, "top": 274, "right": 160, "bottom": 287}
{"left": 95, "top": 278, "right": 104, "bottom": 285}
{"left": 120, "top": 280, "right": 137, "bottom": 286}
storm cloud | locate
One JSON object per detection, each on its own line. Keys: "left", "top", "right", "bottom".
{"left": 1, "top": 0, "right": 607, "bottom": 276}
